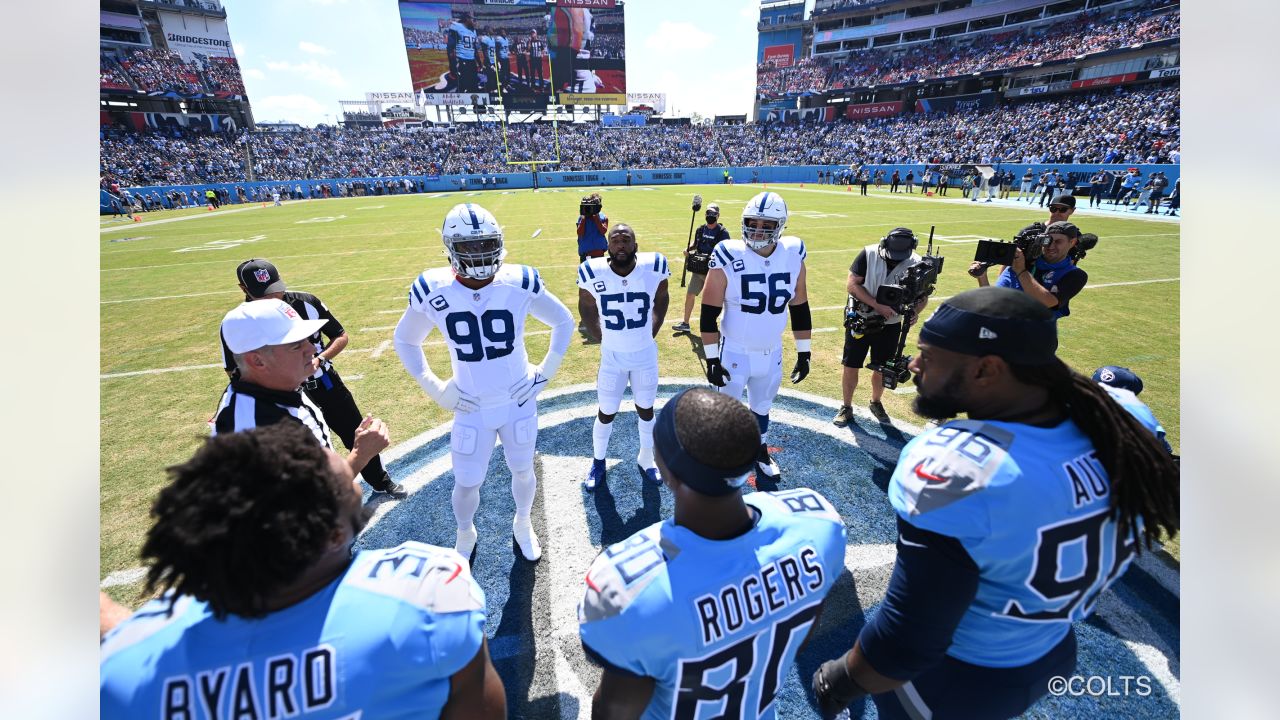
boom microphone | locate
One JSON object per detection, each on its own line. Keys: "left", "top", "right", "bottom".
{"left": 692, "top": 194, "right": 703, "bottom": 212}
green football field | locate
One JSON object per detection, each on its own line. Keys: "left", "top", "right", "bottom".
{"left": 100, "top": 183, "right": 1180, "bottom": 597}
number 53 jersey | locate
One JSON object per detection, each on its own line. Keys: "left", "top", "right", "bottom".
{"left": 708, "top": 236, "right": 807, "bottom": 350}
{"left": 888, "top": 402, "right": 1163, "bottom": 667}
{"left": 576, "top": 253, "right": 670, "bottom": 353}
{"left": 578, "top": 489, "right": 846, "bottom": 720}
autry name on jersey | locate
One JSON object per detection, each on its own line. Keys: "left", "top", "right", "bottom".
{"left": 694, "top": 545, "right": 826, "bottom": 647}
{"left": 157, "top": 645, "right": 340, "bottom": 720}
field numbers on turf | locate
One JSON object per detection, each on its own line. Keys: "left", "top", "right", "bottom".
{"left": 172, "top": 234, "right": 267, "bottom": 253}
{"left": 295, "top": 215, "right": 348, "bottom": 224}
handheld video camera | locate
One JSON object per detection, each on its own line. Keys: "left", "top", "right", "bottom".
{"left": 844, "top": 298, "right": 886, "bottom": 337}
{"left": 866, "top": 227, "right": 945, "bottom": 390}
{"left": 580, "top": 194, "right": 602, "bottom": 217}
{"left": 969, "top": 223, "right": 1050, "bottom": 275}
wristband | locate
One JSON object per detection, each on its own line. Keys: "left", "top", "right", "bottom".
{"left": 796, "top": 338, "right": 811, "bottom": 353}
{"left": 703, "top": 344, "right": 720, "bottom": 360}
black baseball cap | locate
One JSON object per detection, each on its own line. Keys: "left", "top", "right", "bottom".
{"left": 1049, "top": 194, "right": 1076, "bottom": 209}
{"left": 1045, "top": 221, "right": 1081, "bottom": 239}
{"left": 882, "top": 227, "right": 917, "bottom": 261}
{"left": 237, "top": 259, "right": 287, "bottom": 297}
{"left": 1092, "top": 366, "right": 1144, "bottom": 395}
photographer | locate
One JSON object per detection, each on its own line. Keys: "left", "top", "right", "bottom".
{"left": 575, "top": 192, "right": 608, "bottom": 263}
{"left": 969, "top": 221, "right": 1088, "bottom": 320}
{"left": 672, "top": 203, "right": 729, "bottom": 334}
{"left": 834, "top": 228, "right": 929, "bottom": 427}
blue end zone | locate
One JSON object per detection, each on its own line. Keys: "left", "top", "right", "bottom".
{"left": 354, "top": 382, "right": 1180, "bottom": 718}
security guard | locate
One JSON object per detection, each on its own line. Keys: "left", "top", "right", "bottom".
{"left": 221, "top": 259, "right": 406, "bottom": 498}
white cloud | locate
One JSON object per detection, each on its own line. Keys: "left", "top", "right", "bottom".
{"left": 644, "top": 21, "right": 712, "bottom": 52}
{"left": 254, "top": 95, "right": 330, "bottom": 126}
{"left": 243, "top": 68, "right": 266, "bottom": 80}
{"left": 298, "top": 41, "right": 333, "bottom": 56}
{"left": 263, "top": 59, "right": 347, "bottom": 88}
{"left": 232, "top": 42, "right": 246, "bottom": 58}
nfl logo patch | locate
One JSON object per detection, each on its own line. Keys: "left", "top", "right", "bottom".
{"left": 280, "top": 305, "right": 299, "bottom": 319}
{"left": 473, "top": 293, "right": 481, "bottom": 301}
{"left": 254, "top": 268, "right": 271, "bottom": 283}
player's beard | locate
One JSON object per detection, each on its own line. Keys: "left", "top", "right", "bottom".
{"left": 608, "top": 250, "right": 634, "bottom": 269}
{"left": 911, "top": 370, "right": 969, "bottom": 420}
{"left": 346, "top": 504, "right": 376, "bottom": 556}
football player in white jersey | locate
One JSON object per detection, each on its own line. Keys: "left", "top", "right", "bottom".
{"left": 577, "top": 224, "right": 671, "bottom": 490}
{"left": 700, "top": 191, "right": 812, "bottom": 483}
{"left": 394, "top": 203, "right": 574, "bottom": 564}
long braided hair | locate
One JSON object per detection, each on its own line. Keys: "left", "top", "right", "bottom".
{"left": 1010, "top": 360, "right": 1179, "bottom": 551}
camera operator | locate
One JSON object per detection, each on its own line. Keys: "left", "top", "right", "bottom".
{"left": 833, "top": 228, "right": 929, "bottom": 427}
{"left": 672, "top": 203, "right": 729, "bottom": 334}
{"left": 968, "top": 221, "right": 1088, "bottom": 320}
{"left": 575, "top": 192, "right": 608, "bottom": 263}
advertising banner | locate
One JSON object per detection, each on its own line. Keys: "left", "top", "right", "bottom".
{"left": 762, "top": 44, "right": 795, "bottom": 68}
{"left": 844, "top": 101, "right": 903, "bottom": 120}
{"left": 550, "top": 0, "right": 627, "bottom": 105}
{"left": 1071, "top": 72, "right": 1139, "bottom": 89}
{"left": 420, "top": 92, "right": 492, "bottom": 106}
{"left": 367, "top": 91, "right": 417, "bottom": 105}
{"left": 156, "top": 11, "right": 235, "bottom": 61}
{"left": 914, "top": 92, "right": 998, "bottom": 114}
{"left": 1150, "top": 67, "right": 1180, "bottom": 79}
{"left": 626, "top": 92, "right": 666, "bottom": 113}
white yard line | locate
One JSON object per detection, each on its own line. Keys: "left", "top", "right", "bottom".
{"left": 101, "top": 363, "right": 223, "bottom": 379}
{"left": 369, "top": 340, "right": 392, "bottom": 359}
{"left": 100, "top": 204, "right": 268, "bottom": 233}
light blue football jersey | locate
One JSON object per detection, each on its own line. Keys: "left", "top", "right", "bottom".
{"left": 887, "top": 395, "right": 1165, "bottom": 668}
{"left": 101, "top": 542, "right": 486, "bottom": 720}
{"left": 579, "top": 489, "right": 847, "bottom": 720}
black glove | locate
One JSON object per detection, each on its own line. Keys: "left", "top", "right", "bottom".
{"left": 705, "top": 357, "right": 731, "bottom": 387}
{"left": 790, "top": 351, "right": 811, "bottom": 384}
{"left": 811, "top": 655, "right": 867, "bottom": 719}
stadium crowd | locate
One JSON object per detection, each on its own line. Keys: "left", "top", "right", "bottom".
{"left": 759, "top": 5, "right": 1179, "bottom": 99}
{"left": 99, "top": 85, "right": 1177, "bottom": 187}
{"left": 101, "top": 47, "right": 248, "bottom": 98}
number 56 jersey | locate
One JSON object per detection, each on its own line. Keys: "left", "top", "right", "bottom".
{"left": 404, "top": 264, "right": 552, "bottom": 409}
{"left": 708, "top": 236, "right": 807, "bottom": 350}
{"left": 576, "top": 252, "right": 670, "bottom": 353}
{"left": 578, "top": 489, "right": 846, "bottom": 720}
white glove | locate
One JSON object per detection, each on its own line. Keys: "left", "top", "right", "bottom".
{"left": 509, "top": 352, "right": 563, "bottom": 407}
{"left": 423, "top": 374, "right": 479, "bottom": 414}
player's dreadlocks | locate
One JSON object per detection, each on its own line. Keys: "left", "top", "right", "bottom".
{"left": 1008, "top": 362, "right": 1179, "bottom": 552}
{"left": 141, "top": 423, "right": 344, "bottom": 619}
{"left": 674, "top": 387, "right": 760, "bottom": 471}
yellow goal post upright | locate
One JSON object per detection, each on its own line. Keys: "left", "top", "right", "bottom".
{"left": 491, "top": 75, "right": 561, "bottom": 173}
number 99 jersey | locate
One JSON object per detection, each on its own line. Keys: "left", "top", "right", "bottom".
{"left": 888, "top": 404, "right": 1164, "bottom": 667}
{"left": 708, "top": 236, "right": 807, "bottom": 350}
{"left": 578, "top": 489, "right": 846, "bottom": 720}
{"left": 576, "top": 253, "right": 670, "bottom": 353}
{"left": 407, "top": 264, "right": 543, "bottom": 408}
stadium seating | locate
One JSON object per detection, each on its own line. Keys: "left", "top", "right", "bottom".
{"left": 98, "top": 85, "right": 1178, "bottom": 187}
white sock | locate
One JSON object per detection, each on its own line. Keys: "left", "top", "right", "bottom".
{"left": 637, "top": 416, "right": 655, "bottom": 468}
{"left": 511, "top": 469, "right": 537, "bottom": 521}
{"left": 759, "top": 430, "right": 768, "bottom": 446}
{"left": 451, "top": 484, "right": 481, "bottom": 532}
{"left": 592, "top": 418, "right": 614, "bottom": 461}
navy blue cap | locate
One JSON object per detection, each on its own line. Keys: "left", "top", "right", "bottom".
{"left": 1092, "top": 366, "right": 1144, "bottom": 395}
{"left": 918, "top": 288, "right": 1058, "bottom": 365}
{"left": 654, "top": 389, "right": 758, "bottom": 496}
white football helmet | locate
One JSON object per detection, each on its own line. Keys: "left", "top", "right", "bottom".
{"left": 441, "top": 203, "right": 505, "bottom": 280}
{"left": 742, "top": 191, "right": 788, "bottom": 251}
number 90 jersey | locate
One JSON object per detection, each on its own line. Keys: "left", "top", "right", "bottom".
{"left": 407, "top": 264, "right": 543, "bottom": 408}
{"left": 578, "top": 489, "right": 846, "bottom": 720}
{"left": 888, "top": 403, "right": 1163, "bottom": 667}
{"left": 576, "top": 253, "right": 670, "bottom": 353}
{"left": 708, "top": 236, "right": 807, "bottom": 349}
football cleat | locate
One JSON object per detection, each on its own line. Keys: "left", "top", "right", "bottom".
{"left": 756, "top": 443, "right": 781, "bottom": 480}
{"left": 637, "top": 463, "right": 662, "bottom": 485}
{"left": 455, "top": 525, "right": 478, "bottom": 560}
{"left": 584, "top": 458, "right": 606, "bottom": 491}
{"left": 513, "top": 516, "right": 542, "bottom": 562}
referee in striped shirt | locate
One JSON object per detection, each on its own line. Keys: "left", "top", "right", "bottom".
{"left": 217, "top": 261, "right": 404, "bottom": 497}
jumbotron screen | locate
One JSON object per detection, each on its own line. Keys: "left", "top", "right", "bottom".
{"left": 399, "top": 0, "right": 626, "bottom": 108}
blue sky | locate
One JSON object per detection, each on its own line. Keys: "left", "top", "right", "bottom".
{"left": 222, "top": 0, "right": 781, "bottom": 126}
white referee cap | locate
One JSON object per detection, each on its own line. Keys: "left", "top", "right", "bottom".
{"left": 221, "top": 299, "right": 327, "bottom": 354}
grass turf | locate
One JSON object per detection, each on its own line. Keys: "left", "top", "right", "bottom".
{"left": 100, "top": 183, "right": 1180, "bottom": 589}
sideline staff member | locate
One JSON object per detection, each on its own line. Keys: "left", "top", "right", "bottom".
{"left": 100, "top": 424, "right": 506, "bottom": 720}
{"left": 216, "top": 298, "right": 390, "bottom": 479}
{"left": 222, "top": 259, "right": 406, "bottom": 498}
{"left": 834, "top": 228, "right": 928, "bottom": 427}
{"left": 812, "top": 287, "right": 1179, "bottom": 720}
{"left": 968, "top": 222, "right": 1087, "bottom": 320}
{"left": 578, "top": 388, "right": 846, "bottom": 719}
{"left": 672, "top": 203, "right": 729, "bottom": 333}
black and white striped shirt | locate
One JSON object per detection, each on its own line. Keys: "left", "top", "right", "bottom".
{"left": 212, "top": 380, "right": 332, "bottom": 448}
{"left": 221, "top": 291, "right": 344, "bottom": 381}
